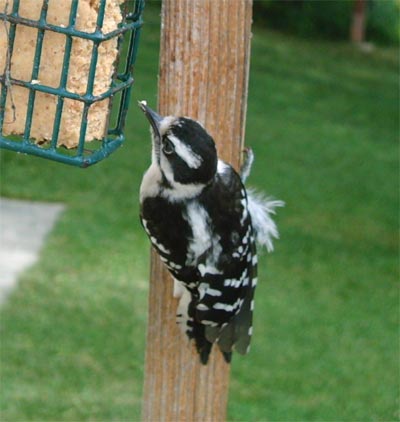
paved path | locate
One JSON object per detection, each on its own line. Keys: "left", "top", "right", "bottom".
{"left": 0, "top": 198, "right": 64, "bottom": 304}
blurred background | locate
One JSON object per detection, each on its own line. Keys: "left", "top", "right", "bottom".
{"left": 0, "top": 0, "right": 398, "bottom": 420}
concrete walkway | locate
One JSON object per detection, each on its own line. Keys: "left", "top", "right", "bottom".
{"left": 0, "top": 198, "right": 64, "bottom": 304}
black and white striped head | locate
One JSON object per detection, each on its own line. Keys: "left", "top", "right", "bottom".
{"left": 139, "top": 102, "right": 218, "bottom": 188}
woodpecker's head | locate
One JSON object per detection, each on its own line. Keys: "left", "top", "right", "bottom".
{"left": 139, "top": 101, "right": 218, "bottom": 189}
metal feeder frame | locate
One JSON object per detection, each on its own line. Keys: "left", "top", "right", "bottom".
{"left": 0, "top": 0, "right": 145, "bottom": 167}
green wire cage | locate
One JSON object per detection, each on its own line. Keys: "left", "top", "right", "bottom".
{"left": 0, "top": 0, "right": 144, "bottom": 167}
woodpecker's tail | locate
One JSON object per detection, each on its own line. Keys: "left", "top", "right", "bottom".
{"left": 190, "top": 312, "right": 232, "bottom": 364}
{"left": 176, "top": 285, "right": 230, "bottom": 364}
{"left": 191, "top": 322, "right": 213, "bottom": 364}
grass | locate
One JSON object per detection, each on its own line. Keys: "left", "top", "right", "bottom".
{"left": 1, "top": 5, "right": 398, "bottom": 422}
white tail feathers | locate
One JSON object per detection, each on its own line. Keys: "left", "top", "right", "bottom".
{"left": 247, "top": 189, "right": 284, "bottom": 252}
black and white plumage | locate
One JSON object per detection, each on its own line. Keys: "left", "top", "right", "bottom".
{"left": 138, "top": 101, "right": 283, "bottom": 364}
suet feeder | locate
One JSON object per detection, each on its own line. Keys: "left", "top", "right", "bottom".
{"left": 0, "top": 0, "right": 144, "bottom": 167}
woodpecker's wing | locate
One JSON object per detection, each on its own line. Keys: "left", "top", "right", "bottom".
{"left": 194, "top": 160, "right": 258, "bottom": 355}
{"left": 215, "top": 235, "right": 257, "bottom": 355}
{"left": 203, "top": 235, "right": 257, "bottom": 355}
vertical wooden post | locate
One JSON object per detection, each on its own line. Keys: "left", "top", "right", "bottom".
{"left": 350, "top": 0, "right": 366, "bottom": 43}
{"left": 142, "top": 1, "right": 253, "bottom": 421}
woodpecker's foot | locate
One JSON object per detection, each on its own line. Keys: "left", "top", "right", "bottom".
{"left": 240, "top": 147, "right": 254, "bottom": 183}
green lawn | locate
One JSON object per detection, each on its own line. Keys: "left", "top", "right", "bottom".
{"left": 1, "top": 5, "right": 398, "bottom": 422}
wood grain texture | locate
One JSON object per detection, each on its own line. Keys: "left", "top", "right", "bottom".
{"left": 142, "top": 1, "right": 253, "bottom": 420}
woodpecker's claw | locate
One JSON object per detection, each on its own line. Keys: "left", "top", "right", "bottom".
{"left": 240, "top": 147, "right": 254, "bottom": 183}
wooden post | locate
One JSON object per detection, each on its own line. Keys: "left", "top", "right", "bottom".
{"left": 350, "top": 0, "right": 366, "bottom": 43}
{"left": 142, "top": 1, "right": 253, "bottom": 420}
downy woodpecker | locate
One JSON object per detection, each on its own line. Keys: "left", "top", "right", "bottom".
{"left": 138, "top": 101, "right": 283, "bottom": 364}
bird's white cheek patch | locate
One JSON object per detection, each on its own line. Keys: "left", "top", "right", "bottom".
{"left": 140, "top": 164, "right": 162, "bottom": 201}
{"left": 160, "top": 155, "right": 174, "bottom": 185}
{"left": 168, "top": 134, "right": 202, "bottom": 169}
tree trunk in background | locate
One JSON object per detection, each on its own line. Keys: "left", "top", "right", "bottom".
{"left": 141, "top": 0, "right": 253, "bottom": 421}
{"left": 350, "top": 0, "right": 367, "bottom": 43}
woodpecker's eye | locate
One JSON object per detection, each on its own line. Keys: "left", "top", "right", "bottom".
{"left": 162, "top": 138, "right": 175, "bottom": 155}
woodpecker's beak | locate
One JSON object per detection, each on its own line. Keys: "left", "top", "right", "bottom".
{"left": 138, "top": 101, "right": 162, "bottom": 139}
